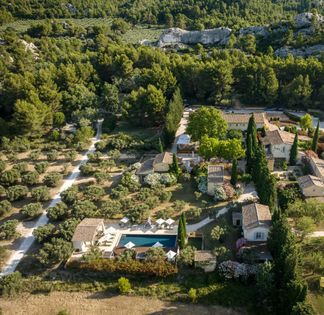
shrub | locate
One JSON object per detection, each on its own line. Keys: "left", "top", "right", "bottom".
{"left": 21, "top": 171, "right": 39, "bottom": 186}
{"left": 37, "top": 238, "right": 74, "bottom": 266}
{"left": 0, "top": 185, "right": 6, "bottom": 196}
{"left": 47, "top": 202, "right": 70, "bottom": 221}
{"left": 79, "top": 163, "right": 95, "bottom": 176}
{"left": 100, "top": 199, "right": 122, "bottom": 218}
{"left": 33, "top": 224, "right": 55, "bottom": 243}
{"left": 0, "top": 200, "right": 11, "bottom": 216}
{"left": 214, "top": 186, "right": 227, "bottom": 201}
{"left": 44, "top": 172, "right": 63, "bottom": 187}
{"left": 111, "top": 185, "right": 129, "bottom": 199}
{"left": 20, "top": 202, "right": 42, "bottom": 218}
{"left": 31, "top": 186, "right": 50, "bottom": 201}
{"left": 0, "top": 160, "right": 6, "bottom": 173}
{"left": 188, "top": 288, "right": 197, "bottom": 303}
{"left": 0, "top": 220, "right": 19, "bottom": 240}
{"left": 53, "top": 112, "right": 65, "bottom": 127}
{"left": 12, "top": 162, "right": 28, "bottom": 174}
{"left": 7, "top": 185, "right": 28, "bottom": 201}
{"left": 83, "top": 185, "right": 105, "bottom": 201}
{"left": 87, "top": 152, "right": 102, "bottom": 163}
{"left": 120, "top": 172, "right": 140, "bottom": 192}
{"left": 56, "top": 218, "right": 80, "bottom": 241}
{"left": 117, "top": 277, "right": 131, "bottom": 294}
{"left": 0, "top": 271, "right": 23, "bottom": 297}
{"left": 95, "top": 141, "right": 107, "bottom": 152}
{"left": 34, "top": 161, "right": 49, "bottom": 174}
{"left": 82, "top": 246, "right": 102, "bottom": 263}
{"left": 46, "top": 150, "right": 59, "bottom": 162}
{"left": 0, "top": 169, "right": 20, "bottom": 187}
{"left": 73, "top": 200, "right": 98, "bottom": 219}
{"left": 11, "top": 137, "right": 30, "bottom": 152}
{"left": 29, "top": 150, "right": 41, "bottom": 161}
{"left": 187, "top": 207, "right": 202, "bottom": 219}
{"left": 211, "top": 226, "right": 226, "bottom": 241}
{"left": 60, "top": 186, "right": 79, "bottom": 205}
{"left": 51, "top": 130, "right": 60, "bottom": 141}
{"left": 0, "top": 246, "right": 8, "bottom": 267}
{"left": 64, "top": 150, "right": 77, "bottom": 162}
{"left": 179, "top": 246, "right": 195, "bottom": 266}
{"left": 94, "top": 171, "right": 110, "bottom": 184}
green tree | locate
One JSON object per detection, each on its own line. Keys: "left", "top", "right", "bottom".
{"left": 31, "top": 186, "right": 50, "bottom": 201}
{"left": 295, "top": 216, "right": 316, "bottom": 241}
{"left": 0, "top": 200, "right": 11, "bottom": 216}
{"left": 20, "top": 202, "right": 42, "bottom": 218}
{"left": 300, "top": 113, "right": 313, "bottom": 131}
{"left": 311, "top": 121, "right": 319, "bottom": 152}
{"left": 283, "top": 76, "right": 313, "bottom": 108}
{"left": 7, "top": 185, "right": 28, "bottom": 201}
{"left": 100, "top": 83, "right": 119, "bottom": 115}
{"left": 177, "top": 212, "right": 187, "bottom": 249}
{"left": 0, "top": 271, "right": 23, "bottom": 297}
{"left": 33, "top": 224, "right": 55, "bottom": 244}
{"left": 230, "top": 159, "right": 238, "bottom": 186}
{"left": 186, "top": 107, "right": 227, "bottom": 141}
{"left": 169, "top": 153, "right": 181, "bottom": 179}
{"left": 188, "top": 288, "right": 198, "bottom": 303}
{"left": 290, "top": 133, "right": 298, "bottom": 166}
{"left": 117, "top": 277, "right": 131, "bottom": 294}
{"left": 0, "top": 220, "right": 19, "bottom": 240}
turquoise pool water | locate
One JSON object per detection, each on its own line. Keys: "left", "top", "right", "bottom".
{"left": 118, "top": 234, "right": 177, "bottom": 248}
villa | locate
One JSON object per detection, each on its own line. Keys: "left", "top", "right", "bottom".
{"left": 71, "top": 218, "right": 179, "bottom": 261}
{"left": 309, "top": 156, "right": 324, "bottom": 180}
{"left": 71, "top": 218, "right": 105, "bottom": 252}
{"left": 242, "top": 203, "right": 272, "bottom": 242}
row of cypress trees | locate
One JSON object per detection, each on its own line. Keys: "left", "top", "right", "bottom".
{"left": 177, "top": 212, "right": 187, "bottom": 249}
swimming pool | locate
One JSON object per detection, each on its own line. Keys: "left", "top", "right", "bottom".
{"left": 118, "top": 234, "right": 177, "bottom": 248}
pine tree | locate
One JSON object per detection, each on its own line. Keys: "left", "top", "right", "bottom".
{"left": 289, "top": 133, "right": 298, "bottom": 166}
{"left": 311, "top": 121, "right": 319, "bottom": 152}
{"left": 230, "top": 159, "right": 238, "bottom": 186}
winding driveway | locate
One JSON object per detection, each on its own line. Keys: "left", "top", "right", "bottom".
{"left": 187, "top": 183, "right": 257, "bottom": 232}
{"left": 0, "top": 120, "right": 103, "bottom": 276}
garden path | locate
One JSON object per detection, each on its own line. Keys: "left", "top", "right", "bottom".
{"left": 0, "top": 120, "right": 103, "bottom": 276}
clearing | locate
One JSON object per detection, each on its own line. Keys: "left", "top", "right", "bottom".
{"left": 0, "top": 291, "right": 244, "bottom": 315}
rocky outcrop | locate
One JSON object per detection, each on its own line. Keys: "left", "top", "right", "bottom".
{"left": 19, "top": 40, "right": 39, "bottom": 59}
{"left": 158, "top": 27, "right": 232, "bottom": 47}
{"left": 239, "top": 26, "right": 269, "bottom": 37}
{"left": 275, "top": 45, "right": 324, "bottom": 57}
{"left": 294, "top": 12, "right": 324, "bottom": 28}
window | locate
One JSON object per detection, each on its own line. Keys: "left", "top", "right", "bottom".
{"left": 255, "top": 232, "right": 264, "bottom": 240}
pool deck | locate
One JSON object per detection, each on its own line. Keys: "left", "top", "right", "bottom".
{"left": 70, "top": 223, "right": 178, "bottom": 260}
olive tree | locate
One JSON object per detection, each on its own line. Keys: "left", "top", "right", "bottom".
{"left": 34, "top": 161, "right": 49, "bottom": 174}
{"left": 31, "top": 186, "right": 50, "bottom": 201}
{"left": 33, "top": 224, "right": 55, "bottom": 244}
{"left": 47, "top": 202, "right": 70, "bottom": 221}
{"left": 0, "top": 220, "right": 19, "bottom": 240}
{"left": 21, "top": 171, "right": 39, "bottom": 186}
{"left": 43, "top": 172, "right": 63, "bottom": 187}
{"left": 7, "top": 185, "right": 28, "bottom": 201}
{"left": 0, "top": 200, "right": 11, "bottom": 216}
{"left": 20, "top": 202, "right": 42, "bottom": 218}
{"left": 0, "top": 169, "right": 20, "bottom": 187}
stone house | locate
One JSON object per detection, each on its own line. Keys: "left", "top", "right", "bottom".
{"left": 298, "top": 175, "right": 324, "bottom": 198}
{"left": 194, "top": 250, "right": 217, "bottom": 272}
{"left": 222, "top": 113, "right": 266, "bottom": 131}
{"left": 242, "top": 203, "right": 272, "bottom": 242}
{"left": 309, "top": 156, "right": 324, "bottom": 180}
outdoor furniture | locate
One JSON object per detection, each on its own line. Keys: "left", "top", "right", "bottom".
{"left": 156, "top": 218, "right": 165, "bottom": 228}
{"left": 120, "top": 217, "right": 129, "bottom": 227}
{"left": 165, "top": 218, "right": 175, "bottom": 229}
{"left": 166, "top": 250, "right": 177, "bottom": 261}
{"left": 152, "top": 241, "right": 163, "bottom": 248}
{"left": 106, "top": 226, "right": 117, "bottom": 235}
{"left": 124, "top": 241, "right": 135, "bottom": 249}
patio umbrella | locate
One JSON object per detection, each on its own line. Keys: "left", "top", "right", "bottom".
{"left": 107, "top": 226, "right": 117, "bottom": 234}
{"left": 124, "top": 241, "right": 135, "bottom": 249}
{"left": 120, "top": 217, "right": 129, "bottom": 224}
{"left": 152, "top": 241, "right": 163, "bottom": 247}
{"left": 165, "top": 218, "right": 175, "bottom": 225}
{"left": 156, "top": 218, "right": 165, "bottom": 225}
{"left": 166, "top": 250, "right": 177, "bottom": 260}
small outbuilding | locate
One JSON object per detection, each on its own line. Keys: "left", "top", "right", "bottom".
{"left": 194, "top": 250, "right": 217, "bottom": 272}
{"left": 153, "top": 152, "right": 173, "bottom": 172}
{"left": 207, "top": 165, "right": 224, "bottom": 195}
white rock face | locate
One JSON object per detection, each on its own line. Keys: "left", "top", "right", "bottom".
{"left": 158, "top": 27, "right": 232, "bottom": 47}
{"left": 275, "top": 45, "right": 324, "bottom": 57}
{"left": 20, "top": 40, "right": 39, "bottom": 59}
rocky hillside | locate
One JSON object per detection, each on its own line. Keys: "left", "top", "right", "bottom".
{"left": 156, "top": 12, "right": 324, "bottom": 57}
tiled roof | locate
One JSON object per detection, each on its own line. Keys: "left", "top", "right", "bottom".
{"left": 242, "top": 203, "right": 271, "bottom": 230}
{"left": 136, "top": 158, "right": 154, "bottom": 175}
{"left": 311, "top": 157, "right": 324, "bottom": 177}
{"left": 298, "top": 175, "right": 324, "bottom": 189}
{"left": 262, "top": 130, "right": 295, "bottom": 146}
{"left": 223, "top": 113, "right": 265, "bottom": 124}
{"left": 207, "top": 165, "right": 224, "bottom": 184}
{"left": 194, "top": 250, "right": 216, "bottom": 262}
{"left": 153, "top": 152, "right": 173, "bottom": 165}
{"left": 71, "top": 218, "right": 104, "bottom": 242}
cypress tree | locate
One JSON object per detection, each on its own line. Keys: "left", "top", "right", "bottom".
{"left": 289, "top": 133, "right": 298, "bottom": 166}
{"left": 245, "top": 114, "right": 258, "bottom": 174}
{"left": 170, "top": 153, "right": 181, "bottom": 179}
{"left": 311, "top": 121, "right": 319, "bottom": 152}
{"left": 230, "top": 159, "right": 238, "bottom": 186}
{"left": 245, "top": 134, "right": 253, "bottom": 173}
{"left": 177, "top": 213, "right": 186, "bottom": 249}
{"left": 158, "top": 137, "right": 164, "bottom": 153}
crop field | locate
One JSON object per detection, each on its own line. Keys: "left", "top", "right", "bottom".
{"left": 121, "top": 25, "right": 164, "bottom": 44}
